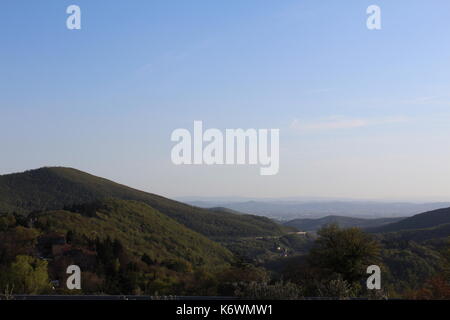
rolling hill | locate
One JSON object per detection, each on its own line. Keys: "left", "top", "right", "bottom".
{"left": 367, "top": 207, "right": 450, "bottom": 233}
{"left": 0, "top": 167, "right": 289, "bottom": 239}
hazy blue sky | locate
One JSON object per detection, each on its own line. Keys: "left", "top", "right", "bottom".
{"left": 1, "top": 1, "right": 450, "bottom": 201}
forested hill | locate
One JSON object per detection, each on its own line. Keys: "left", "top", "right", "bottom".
{"left": 32, "top": 198, "right": 234, "bottom": 267}
{"left": 0, "top": 167, "right": 289, "bottom": 239}
{"left": 367, "top": 207, "right": 450, "bottom": 233}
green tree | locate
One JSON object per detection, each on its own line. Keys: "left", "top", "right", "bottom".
{"left": 316, "top": 275, "right": 359, "bottom": 299}
{"left": 308, "top": 224, "right": 381, "bottom": 285}
{"left": 9, "top": 255, "right": 50, "bottom": 294}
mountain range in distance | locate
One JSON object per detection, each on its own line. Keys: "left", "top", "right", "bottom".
{"left": 2, "top": 167, "right": 449, "bottom": 233}
{"left": 256, "top": 205, "right": 450, "bottom": 243}
{"left": 184, "top": 199, "right": 450, "bottom": 221}
{"left": 1, "top": 167, "right": 449, "bottom": 264}
{"left": 2, "top": 167, "right": 449, "bottom": 298}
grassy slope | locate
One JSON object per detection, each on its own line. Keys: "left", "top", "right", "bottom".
{"left": 0, "top": 167, "right": 289, "bottom": 239}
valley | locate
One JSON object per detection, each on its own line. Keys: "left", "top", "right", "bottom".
{"left": 0, "top": 167, "right": 449, "bottom": 299}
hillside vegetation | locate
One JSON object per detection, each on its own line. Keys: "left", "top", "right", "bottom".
{"left": 33, "top": 199, "right": 233, "bottom": 267}
{"left": 0, "top": 198, "right": 246, "bottom": 295}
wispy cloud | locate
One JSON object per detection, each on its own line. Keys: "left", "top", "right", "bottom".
{"left": 290, "top": 116, "right": 410, "bottom": 132}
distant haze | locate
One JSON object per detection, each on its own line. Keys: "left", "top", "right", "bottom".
{"left": 182, "top": 199, "right": 450, "bottom": 220}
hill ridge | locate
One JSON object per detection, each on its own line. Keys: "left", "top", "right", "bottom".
{"left": 284, "top": 215, "right": 404, "bottom": 232}
{"left": 368, "top": 207, "right": 450, "bottom": 233}
{"left": 0, "top": 167, "right": 289, "bottom": 239}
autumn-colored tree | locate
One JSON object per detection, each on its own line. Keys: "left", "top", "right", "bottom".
{"left": 0, "top": 226, "right": 40, "bottom": 265}
{"left": 406, "top": 276, "right": 450, "bottom": 300}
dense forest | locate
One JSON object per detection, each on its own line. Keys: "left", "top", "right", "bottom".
{"left": 0, "top": 168, "right": 449, "bottom": 299}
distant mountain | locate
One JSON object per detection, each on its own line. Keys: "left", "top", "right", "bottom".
{"left": 0, "top": 167, "right": 289, "bottom": 239}
{"left": 284, "top": 215, "right": 404, "bottom": 232}
{"left": 186, "top": 200, "right": 450, "bottom": 220}
{"left": 367, "top": 207, "right": 450, "bottom": 233}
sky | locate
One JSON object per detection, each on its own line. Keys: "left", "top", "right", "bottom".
{"left": 1, "top": 1, "right": 450, "bottom": 201}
